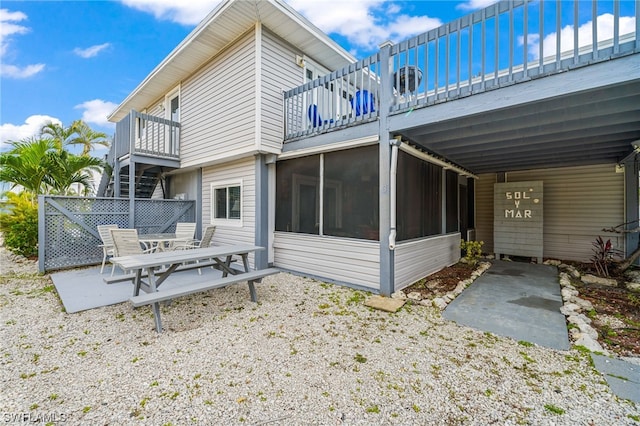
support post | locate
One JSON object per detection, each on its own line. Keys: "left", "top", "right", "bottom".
{"left": 254, "top": 154, "right": 269, "bottom": 270}
{"left": 378, "top": 41, "right": 394, "bottom": 296}
{"left": 624, "top": 156, "right": 639, "bottom": 266}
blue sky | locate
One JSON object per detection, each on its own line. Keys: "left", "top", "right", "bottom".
{"left": 0, "top": 0, "right": 635, "bottom": 154}
{"left": 0, "top": 0, "right": 499, "bottom": 152}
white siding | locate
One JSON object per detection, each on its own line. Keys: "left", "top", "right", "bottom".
{"left": 169, "top": 170, "right": 199, "bottom": 200}
{"left": 394, "top": 233, "right": 461, "bottom": 291}
{"left": 260, "top": 30, "right": 304, "bottom": 153}
{"left": 180, "top": 31, "right": 257, "bottom": 168}
{"left": 273, "top": 233, "right": 380, "bottom": 290}
{"left": 475, "top": 164, "right": 624, "bottom": 262}
{"left": 475, "top": 173, "right": 496, "bottom": 251}
{"left": 202, "top": 158, "right": 256, "bottom": 264}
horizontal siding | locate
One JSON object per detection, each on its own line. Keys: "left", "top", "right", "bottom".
{"left": 475, "top": 173, "right": 496, "bottom": 251}
{"left": 273, "top": 233, "right": 380, "bottom": 290}
{"left": 259, "top": 30, "right": 303, "bottom": 153}
{"left": 395, "top": 233, "right": 461, "bottom": 291}
{"left": 180, "top": 31, "right": 257, "bottom": 168}
{"left": 475, "top": 164, "right": 624, "bottom": 262}
{"left": 202, "top": 158, "right": 256, "bottom": 266}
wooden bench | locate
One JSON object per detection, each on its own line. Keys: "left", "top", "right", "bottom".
{"left": 130, "top": 267, "right": 279, "bottom": 332}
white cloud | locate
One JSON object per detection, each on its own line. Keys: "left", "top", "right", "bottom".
{"left": 120, "top": 0, "right": 219, "bottom": 25}
{"left": 0, "top": 63, "right": 45, "bottom": 78}
{"left": 0, "top": 9, "right": 29, "bottom": 56}
{"left": 0, "top": 8, "right": 45, "bottom": 79}
{"left": 74, "top": 43, "right": 111, "bottom": 59}
{"left": 75, "top": 99, "right": 118, "bottom": 127}
{"left": 120, "top": 0, "right": 442, "bottom": 53}
{"left": 519, "top": 14, "right": 636, "bottom": 60}
{"left": 287, "top": 0, "right": 442, "bottom": 51}
{"left": 0, "top": 115, "right": 61, "bottom": 146}
{"left": 456, "top": 0, "right": 498, "bottom": 12}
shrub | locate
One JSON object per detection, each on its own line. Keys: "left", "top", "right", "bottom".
{"left": 0, "top": 192, "right": 38, "bottom": 258}
{"left": 460, "top": 239, "right": 483, "bottom": 265}
{"left": 591, "top": 236, "right": 622, "bottom": 277}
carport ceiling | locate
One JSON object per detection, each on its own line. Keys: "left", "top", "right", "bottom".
{"left": 397, "top": 79, "right": 640, "bottom": 175}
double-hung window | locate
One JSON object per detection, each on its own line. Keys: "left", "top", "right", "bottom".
{"left": 211, "top": 180, "right": 242, "bottom": 226}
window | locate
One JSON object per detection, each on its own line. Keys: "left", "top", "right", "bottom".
{"left": 323, "top": 146, "right": 378, "bottom": 239}
{"left": 396, "top": 151, "right": 442, "bottom": 241}
{"left": 446, "top": 170, "right": 459, "bottom": 233}
{"left": 275, "top": 146, "right": 379, "bottom": 240}
{"left": 165, "top": 87, "right": 180, "bottom": 155}
{"left": 276, "top": 155, "right": 320, "bottom": 234}
{"left": 211, "top": 181, "right": 242, "bottom": 225}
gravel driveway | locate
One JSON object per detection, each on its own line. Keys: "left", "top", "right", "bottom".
{"left": 1, "top": 251, "right": 638, "bottom": 425}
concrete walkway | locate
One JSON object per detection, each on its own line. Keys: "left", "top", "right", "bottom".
{"left": 443, "top": 260, "right": 570, "bottom": 350}
{"left": 443, "top": 260, "right": 640, "bottom": 403}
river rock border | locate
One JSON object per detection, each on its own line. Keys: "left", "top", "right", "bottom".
{"left": 390, "top": 261, "right": 492, "bottom": 310}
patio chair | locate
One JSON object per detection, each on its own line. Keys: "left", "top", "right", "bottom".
{"left": 97, "top": 224, "right": 119, "bottom": 275}
{"left": 109, "top": 228, "right": 154, "bottom": 276}
{"left": 171, "top": 225, "right": 217, "bottom": 274}
{"left": 168, "top": 222, "right": 197, "bottom": 250}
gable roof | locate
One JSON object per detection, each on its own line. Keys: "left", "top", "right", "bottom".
{"left": 108, "top": 0, "right": 355, "bottom": 123}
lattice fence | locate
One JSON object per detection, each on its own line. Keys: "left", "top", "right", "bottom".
{"left": 38, "top": 196, "right": 195, "bottom": 272}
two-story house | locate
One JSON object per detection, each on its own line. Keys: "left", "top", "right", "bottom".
{"left": 104, "top": 0, "right": 640, "bottom": 295}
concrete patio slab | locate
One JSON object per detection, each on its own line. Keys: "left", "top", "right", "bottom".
{"left": 51, "top": 266, "right": 222, "bottom": 313}
{"left": 592, "top": 354, "right": 640, "bottom": 403}
{"left": 443, "top": 260, "right": 570, "bottom": 351}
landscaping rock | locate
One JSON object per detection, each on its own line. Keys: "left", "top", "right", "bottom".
{"left": 544, "top": 259, "right": 561, "bottom": 266}
{"left": 560, "top": 303, "right": 579, "bottom": 315}
{"left": 432, "top": 297, "right": 447, "bottom": 310}
{"left": 626, "top": 282, "right": 640, "bottom": 293}
{"left": 407, "top": 291, "right": 423, "bottom": 301}
{"left": 391, "top": 291, "right": 407, "bottom": 300}
{"left": 574, "top": 334, "right": 606, "bottom": 354}
{"left": 581, "top": 274, "right": 617, "bottom": 287}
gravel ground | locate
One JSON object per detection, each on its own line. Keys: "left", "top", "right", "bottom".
{"left": 1, "top": 247, "right": 639, "bottom": 425}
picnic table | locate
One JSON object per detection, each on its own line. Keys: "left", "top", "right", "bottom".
{"left": 109, "top": 244, "right": 278, "bottom": 332}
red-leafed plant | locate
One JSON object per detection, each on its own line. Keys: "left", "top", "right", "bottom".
{"left": 591, "top": 236, "right": 622, "bottom": 277}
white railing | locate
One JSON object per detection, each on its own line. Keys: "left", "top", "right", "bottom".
{"left": 284, "top": 0, "right": 638, "bottom": 141}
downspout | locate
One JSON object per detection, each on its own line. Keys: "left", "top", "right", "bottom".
{"left": 389, "top": 137, "right": 402, "bottom": 250}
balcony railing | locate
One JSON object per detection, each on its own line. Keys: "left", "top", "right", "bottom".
{"left": 114, "top": 110, "right": 181, "bottom": 159}
{"left": 284, "top": 0, "right": 638, "bottom": 141}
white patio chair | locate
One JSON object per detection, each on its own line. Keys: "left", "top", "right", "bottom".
{"left": 97, "top": 224, "right": 119, "bottom": 274}
{"left": 168, "top": 222, "right": 197, "bottom": 250}
{"left": 172, "top": 225, "right": 217, "bottom": 274}
{"left": 109, "top": 228, "right": 154, "bottom": 276}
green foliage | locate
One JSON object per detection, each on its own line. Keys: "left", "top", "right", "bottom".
{"left": 460, "top": 239, "right": 484, "bottom": 265}
{"left": 0, "top": 120, "right": 107, "bottom": 197}
{"left": 591, "top": 236, "right": 622, "bottom": 277}
{"left": 0, "top": 192, "right": 38, "bottom": 257}
{"left": 544, "top": 404, "right": 565, "bottom": 415}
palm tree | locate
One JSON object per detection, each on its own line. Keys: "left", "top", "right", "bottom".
{"left": 40, "top": 121, "right": 76, "bottom": 150}
{"left": 69, "top": 120, "right": 110, "bottom": 156}
{"left": 40, "top": 120, "right": 110, "bottom": 156}
{"left": 0, "top": 138, "right": 58, "bottom": 196}
{"left": 0, "top": 137, "right": 104, "bottom": 196}
{"left": 44, "top": 149, "right": 103, "bottom": 195}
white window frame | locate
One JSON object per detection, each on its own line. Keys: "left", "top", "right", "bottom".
{"left": 211, "top": 179, "right": 243, "bottom": 227}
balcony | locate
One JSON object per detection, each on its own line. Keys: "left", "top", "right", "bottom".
{"left": 284, "top": 0, "right": 639, "bottom": 143}
{"left": 113, "top": 110, "right": 181, "bottom": 161}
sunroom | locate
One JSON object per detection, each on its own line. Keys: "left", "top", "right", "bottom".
{"left": 272, "top": 141, "right": 474, "bottom": 294}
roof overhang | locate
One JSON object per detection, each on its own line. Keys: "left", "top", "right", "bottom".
{"left": 392, "top": 54, "right": 640, "bottom": 174}
{"left": 108, "top": 0, "right": 355, "bottom": 123}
